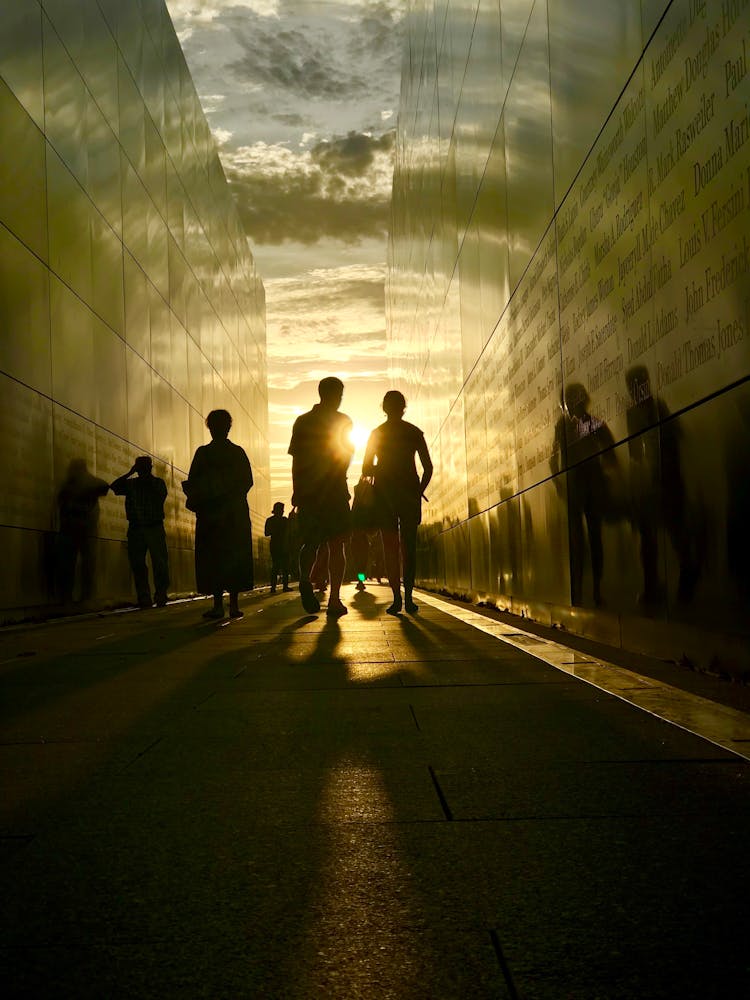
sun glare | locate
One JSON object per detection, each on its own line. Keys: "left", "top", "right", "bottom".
{"left": 349, "top": 424, "right": 370, "bottom": 451}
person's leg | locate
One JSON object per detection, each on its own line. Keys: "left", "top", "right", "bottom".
{"left": 401, "top": 520, "right": 419, "bottom": 612}
{"left": 298, "top": 511, "right": 321, "bottom": 613}
{"left": 228, "top": 591, "right": 243, "bottom": 618}
{"left": 310, "top": 545, "right": 328, "bottom": 592}
{"left": 326, "top": 536, "right": 347, "bottom": 616}
{"left": 202, "top": 591, "right": 224, "bottom": 617}
{"left": 127, "top": 528, "right": 152, "bottom": 607}
{"left": 270, "top": 556, "right": 278, "bottom": 592}
{"left": 381, "top": 527, "right": 402, "bottom": 613}
{"left": 568, "top": 501, "right": 585, "bottom": 607}
{"left": 586, "top": 509, "right": 604, "bottom": 607}
{"left": 56, "top": 532, "right": 76, "bottom": 603}
{"left": 80, "top": 532, "right": 97, "bottom": 602}
{"left": 148, "top": 525, "right": 170, "bottom": 606}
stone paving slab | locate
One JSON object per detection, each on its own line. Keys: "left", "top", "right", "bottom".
{"left": 1, "top": 583, "right": 749, "bottom": 998}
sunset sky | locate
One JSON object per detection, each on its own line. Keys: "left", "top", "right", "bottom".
{"left": 164, "top": 0, "right": 405, "bottom": 505}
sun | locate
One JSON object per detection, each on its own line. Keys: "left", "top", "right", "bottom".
{"left": 349, "top": 424, "right": 370, "bottom": 451}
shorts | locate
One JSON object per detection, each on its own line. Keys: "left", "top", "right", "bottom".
{"left": 297, "top": 499, "right": 351, "bottom": 546}
{"left": 374, "top": 486, "right": 421, "bottom": 532}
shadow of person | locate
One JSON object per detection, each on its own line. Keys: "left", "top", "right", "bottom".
{"left": 349, "top": 588, "right": 380, "bottom": 620}
{"left": 55, "top": 458, "right": 110, "bottom": 605}
{"left": 550, "top": 384, "right": 623, "bottom": 607}
{"left": 625, "top": 365, "right": 697, "bottom": 606}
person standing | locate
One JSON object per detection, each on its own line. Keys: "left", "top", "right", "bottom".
{"left": 363, "top": 390, "right": 433, "bottom": 615}
{"left": 183, "top": 409, "right": 254, "bottom": 620}
{"left": 111, "top": 456, "right": 169, "bottom": 609}
{"left": 264, "top": 502, "right": 291, "bottom": 593}
{"left": 288, "top": 377, "right": 354, "bottom": 617}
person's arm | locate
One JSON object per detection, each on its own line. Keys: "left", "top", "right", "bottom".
{"left": 264, "top": 517, "right": 273, "bottom": 536}
{"left": 237, "top": 446, "right": 253, "bottom": 493}
{"left": 288, "top": 423, "right": 301, "bottom": 505}
{"left": 182, "top": 447, "right": 205, "bottom": 508}
{"left": 417, "top": 435, "right": 433, "bottom": 494}
{"left": 111, "top": 466, "right": 136, "bottom": 495}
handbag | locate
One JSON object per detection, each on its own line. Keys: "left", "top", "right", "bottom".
{"left": 351, "top": 476, "right": 380, "bottom": 531}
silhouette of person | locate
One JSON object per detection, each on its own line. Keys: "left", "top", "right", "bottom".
{"left": 625, "top": 365, "right": 696, "bottom": 605}
{"left": 56, "top": 459, "right": 109, "bottom": 604}
{"left": 350, "top": 473, "right": 382, "bottom": 591}
{"left": 111, "top": 456, "right": 169, "bottom": 609}
{"left": 183, "top": 409, "right": 254, "bottom": 620}
{"left": 288, "top": 376, "right": 354, "bottom": 617}
{"left": 363, "top": 390, "right": 433, "bottom": 614}
{"left": 550, "top": 384, "right": 617, "bottom": 607}
{"left": 264, "top": 502, "right": 291, "bottom": 593}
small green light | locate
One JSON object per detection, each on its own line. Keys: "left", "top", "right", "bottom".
{"left": 357, "top": 573, "right": 366, "bottom": 582}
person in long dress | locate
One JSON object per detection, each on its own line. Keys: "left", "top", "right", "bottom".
{"left": 363, "top": 390, "right": 433, "bottom": 615}
{"left": 183, "top": 409, "right": 254, "bottom": 619}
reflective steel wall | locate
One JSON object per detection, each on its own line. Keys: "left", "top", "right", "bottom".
{"left": 0, "top": 0, "right": 270, "bottom": 614}
{"left": 389, "top": 0, "right": 750, "bottom": 655}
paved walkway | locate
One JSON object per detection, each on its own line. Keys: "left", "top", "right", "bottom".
{"left": 1, "top": 585, "right": 749, "bottom": 998}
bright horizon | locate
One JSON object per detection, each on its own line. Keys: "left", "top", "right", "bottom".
{"left": 165, "top": 1, "right": 404, "bottom": 510}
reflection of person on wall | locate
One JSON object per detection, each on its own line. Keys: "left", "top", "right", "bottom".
{"left": 726, "top": 392, "right": 750, "bottom": 602}
{"left": 111, "top": 457, "right": 169, "bottom": 609}
{"left": 363, "top": 390, "right": 433, "bottom": 615}
{"left": 264, "top": 502, "right": 291, "bottom": 593}
{"left": 551, "top": 384, "right": 617, "bottom": 608}
{"left": 56, "top": 459, "right": 109, "bottom": 603}
{"left": 625, "top": 365, "right": 696, "bottom": 604}
{"left": 183, "top": 409, "right": 254, "bottom": 620}
{"left": 288, "top": 377, "right": 354, "bottom": 618}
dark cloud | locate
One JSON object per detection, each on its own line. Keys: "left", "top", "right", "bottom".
{"left": 311, "top": 130, "right": 394, "bottom": 177}
{"left": 227, "top": 19, "right": 369, "bottom": 99}
{"left": 230, "top": 174, "right": 390, "bottom": 243}
{"left": 272, "top": 112, "right": 306, "bottom": 126}
{"left": 195, "top": 3, "right": 404, "bottom": 106}
{"left": 348, "top": 2, "right": 405, "bottom": 63}
{"left": 226, "top": 129, "right": 395, "bottom": 245}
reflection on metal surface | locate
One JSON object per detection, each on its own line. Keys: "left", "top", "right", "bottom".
{"left": 417, "top": 591, "right": 750, "bottom": 760}
{"left": 0, "top": 1, "right": 269, "bottom": 613}
{"left": 388, "top": 0, "right": 750, "bottom": 653}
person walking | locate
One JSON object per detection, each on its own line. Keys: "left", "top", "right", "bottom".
{"left": 183, "top": 409, "right": 254, "bottom": 620}
{"left": 111, "top": 457, "right": 169, "bottom": 608}
{"left": 363, "top": 390, "right": 433, "bottom": 614}
{"left": 264, "top": 502, "right": 291, "bottom": 593}
{"left": 288, "top": 377, "right": 354, "bottom": 617}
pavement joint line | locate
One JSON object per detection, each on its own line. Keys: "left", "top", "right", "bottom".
{"left": 489, "top": 929, "right": 520, "bottom": 1000}
{"left": 416, "top": 590, "right": 750, "bottom": 762}
{"left": 409, "top": 704, "right": 421, "bottom": 731}
{"left": 428, "top": 764, "right": 453, "bottom": 820}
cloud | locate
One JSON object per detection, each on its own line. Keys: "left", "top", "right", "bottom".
{"left": 263, "top": 263, "right": 387, "bottom": 389}
{"left": 224, "top": 130, "right": 394, "bottom": 244}
{"left": 222, "top": 1, "right": 403, "bottom": 100}
{"left": 310, "top": 130, "right": 394, "bottom": 177}
{"left": 168, "top": 0, "right": 403, "bottom": 150}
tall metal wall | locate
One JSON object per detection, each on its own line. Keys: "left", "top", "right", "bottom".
{"left": 0, "top": 0, "right": 270, "bottom": 616}
{"left": 388, "top": 0, "right": 750, "bottom": 664}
